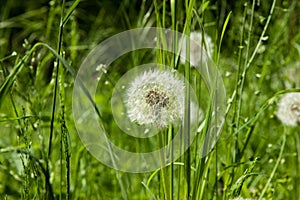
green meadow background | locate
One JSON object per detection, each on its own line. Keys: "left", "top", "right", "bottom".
{"left": 0, "top": 0, "right": 300, "bottom": 199}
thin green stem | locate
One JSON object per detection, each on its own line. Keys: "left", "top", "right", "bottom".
{"left": 48, "top": 0, "right": 65, "bottom": 160}
{"left": 47, "top": 1, "right": 65, "bottom": 199}
{"left": 295, "top": 128, "right": 300, "bottom": 199}
{"left": 158, "top": 132, "right": 171, "bottom": 200}
{"left": 229, "top": 7, "right": 247, "bottom": 183}
{"left": 183, "top": 0, "right": 195, "bottom": 198}
{"left": 236, "top": 0, "right": 255, "bottom": 140}
{"left": 258, "top": 133, "right": 286, "bottom": 200}
{"left": 237, "top": 0, "right": 277, "bottom": 130}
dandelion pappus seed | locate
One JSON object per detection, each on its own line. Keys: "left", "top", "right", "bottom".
{"left": 145, "top": 88, "right": 169, "bottom": 108}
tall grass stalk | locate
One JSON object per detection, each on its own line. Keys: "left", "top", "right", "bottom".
{"left": 182, "top": 1, "right": 196, "bottom": 198}
{"left": 153, "top": 1, "right": 170, "bottom": 199}
{"left": 237, "top": 0, "right": 277, "bottom": 163}
{"left": 59, "top": 82, "right": 71, "bottom": 199}
{"left": 46, "top": 1, "right": 66, "bottom": 199}
{"left": 48, "top": 0, "right": 65, "bottom": 160}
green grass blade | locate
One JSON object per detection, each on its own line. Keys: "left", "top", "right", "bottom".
{"left": 62, "top": 0, "right": 81, "bottom": 26}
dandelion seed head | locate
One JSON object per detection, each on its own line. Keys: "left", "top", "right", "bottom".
{"left": 180, "top": 31, "right": 213, "bottom": 66}
{"left": 112, "top": 64, "right": 203, "bottom": 137}
{"left": 126, "top": 69, "right": 185, "bottom": 129}
{"left": 276, "top": 92, "right": 300, "bottom": 126}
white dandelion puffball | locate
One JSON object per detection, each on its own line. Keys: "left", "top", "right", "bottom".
{"left": 126, "top": 68, "right": 185, "bottom": 129}
{"left": 276, "top": 92, "right": 300, "bottom": 126}
{"left": 180, "top": 31, "right": 213, "bottom": 67}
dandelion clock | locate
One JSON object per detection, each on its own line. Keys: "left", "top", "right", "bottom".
{"left": 277, "top": 92, "right": 300, "bottom": 126}
{"left": 180, "top": 31, "right": 214, "bottom": 66}
{"left": 111, "top": 64, "right": 200, "bottom": 138}
{"left": 72, "top": 27, "right": 226, "bottom": 172}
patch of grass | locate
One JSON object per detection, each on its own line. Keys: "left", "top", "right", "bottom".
{"left": 0, "top": 0, "right": 300, "bottom": 199}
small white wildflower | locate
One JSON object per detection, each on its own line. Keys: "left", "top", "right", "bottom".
{"left": 96, "top": 64, "right": 107, "bottom": 73}
{"left": 126, "top": 69, "right": 185, "bottom": 129}
{"left": 276, "top": 92, "right": 300, "bottom": 126}
{"left": 180, "top": 31, "right": 214, "bottom": 67}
